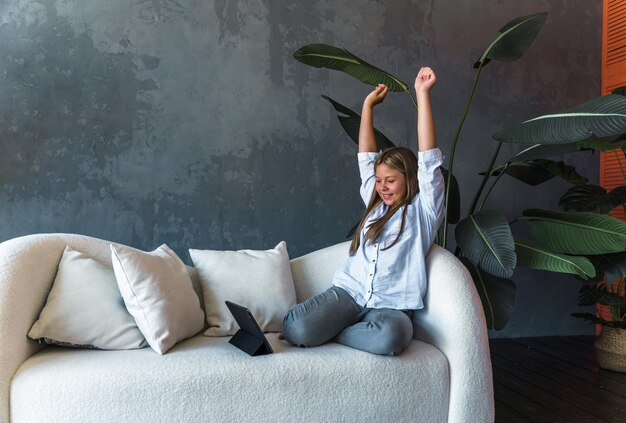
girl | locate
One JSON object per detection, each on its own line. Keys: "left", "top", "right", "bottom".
{"left": 283, "top": 67, "right": 445, "bottom": 356}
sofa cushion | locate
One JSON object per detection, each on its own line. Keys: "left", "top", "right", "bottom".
{"left": 110, "top": 244, "right": 205, "bottom": 354}
{"left": 190, "top": 241, "right": 296, "bottom": 336}
{"left": 10, "top": 336, "right": 449, "bottom": 423}
{"left": 27, "top": 246, "right": 147, "bottom": 350}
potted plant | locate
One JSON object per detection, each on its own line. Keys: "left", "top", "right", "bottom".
{"left": 572, "top": 258, "right": 626, "bottom": 371}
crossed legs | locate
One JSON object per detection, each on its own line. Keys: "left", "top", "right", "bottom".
{"left": 282, "top": 286, "right": 414, "bottom": 356}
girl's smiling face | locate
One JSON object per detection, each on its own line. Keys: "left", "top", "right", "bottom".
{"left": 375, "top": 164, "right": 407, "bottom": 207}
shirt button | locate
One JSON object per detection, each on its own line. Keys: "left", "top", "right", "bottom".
{"left": 372, "top": 259, "right": 376, "bottom": 262}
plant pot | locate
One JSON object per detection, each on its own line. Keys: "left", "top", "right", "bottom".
{"left": 595, "top": 327, "right": 626, "bottom": 372}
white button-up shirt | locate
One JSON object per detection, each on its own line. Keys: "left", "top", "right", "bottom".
{"left": 332, "top": 148, "right": 445, "bottom": 310}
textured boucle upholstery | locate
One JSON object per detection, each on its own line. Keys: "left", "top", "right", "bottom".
{"left": 417, "top": 244, "right": 495, "bottom": 423}
{"left": 0, "top": 233, "right": 494, "bottom": 423}
{"left": 288, "top": 241, "right": 495, "bottom": 423}
{"left": 11, "top": 335, "right": 449, "bottom": 422}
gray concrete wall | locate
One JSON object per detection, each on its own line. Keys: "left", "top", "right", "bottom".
{"left": 0, "top": 0, "right": 602, "bottom": 337}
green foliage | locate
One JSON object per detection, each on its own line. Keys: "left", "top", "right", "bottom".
{"left": 559, "top": 185, "right": 626, "bottom": 213}
{"left": 507, "top": 142, "right": 587, "bottom": 163}
{"left": 505, "top": 134, "right": 626, "bottom": 163}
{"left": 577, "top": 284, "right": 626, "bottom": 308}
{"left": 514, "top": 237, "right": 595, "bottom": 279}
{"left": 587, "top": 251, "right": 626, "bottom": 283}
{"left": 493, "top": 94, "right": 626, "bottom": 144}
{"left": 475, "top": 12, "right": 548, "bottom": 68}
{"left": 293, "top": 44, "right": 409, "bottom": 92}
{"left": 460, "top": 257, "right": 516, "bottom": 330}
{"left": 488, "top": 159, "right": 587, "bottom": 186}
{"left": 321, "top": 95, "right": 395, "bottom": 150}
{"left": 455, "top": 210, "right": 516, "bottom": 279}
{"left": 522, "top": 209, "right": 626, "bottom": 255}
{"left": 573, "top": 276, "right": 626, "bottom": 327}
{"left": 578, "top": 134, "right": 626, "bottom": 151}
{"left": 443, "top": 11, "right": 548, "bottom": 247}
{"left": 487, "top": 162, "right": 556, "bottom": 186}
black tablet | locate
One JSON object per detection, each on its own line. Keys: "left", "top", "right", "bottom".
{"left": 225, "top": 301, "right": 274, "bottom": 356}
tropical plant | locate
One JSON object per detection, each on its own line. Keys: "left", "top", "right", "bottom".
{"left": 293, "top": 11, "right": 626, "bottom": 330}
{"left": 572, "top": 277, "right": 626, "bottom": 329}
{"left": 492, "top": 94, "right": 626, "bottom": 330}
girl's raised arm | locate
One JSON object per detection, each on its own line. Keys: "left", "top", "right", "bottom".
{"left": 358, "top": 84, "right": 388, "bottom": 153}
{"left": 414, "top": 67, "right": 437, "bottom": 151}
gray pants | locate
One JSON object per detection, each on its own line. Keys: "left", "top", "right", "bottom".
{"left": 282, "top": 286, "right": 414, "bottom": 356}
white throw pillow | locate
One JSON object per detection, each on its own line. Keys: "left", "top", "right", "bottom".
{"left": 110, "top": 243, "right": 205, "bottom": 354}
{"left": 190, "top": 241, "right": 296, "bottom": 336}
{"left": 28, "top": 246, "right": 147, "bottom": 350}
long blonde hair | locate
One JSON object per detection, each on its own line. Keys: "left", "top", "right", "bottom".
{"left": 349, "top": 147, "right": 419, "bottom": 255}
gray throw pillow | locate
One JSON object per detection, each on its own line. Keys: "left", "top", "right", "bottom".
{"left": 28, "top": 245, "right": 147, "bottom": 350}
{"left": 110, "top": 243, "right": 205, "bottom": 354}
{"left": 190, "top": 241, "right": 296, "bottom": 336}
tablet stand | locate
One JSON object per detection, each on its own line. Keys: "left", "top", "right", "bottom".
{"left": 229, "top": 330, "right": 272, "bottom": 356}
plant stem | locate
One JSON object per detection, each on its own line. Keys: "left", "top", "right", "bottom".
{"left": 480, "top": 162, "right": 509, "bottom": 211}
{"left": 468, "top": 142, "right": 503, "bottom": 216}
{"left": 442, "top": 63, "right": 484, "bottom": 249}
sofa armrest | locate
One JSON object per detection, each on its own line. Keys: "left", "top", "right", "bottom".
{"left": 0, "top": 235, "right": 59, "bottom": 422}
{"left": 290, "top": 241, "right": 493, "bottom": 422}
{"left": 0, "top": 233, "right": 119, "bottom": 423}
{"left": 414, "top": 244, "right": 495, "bottom": 423}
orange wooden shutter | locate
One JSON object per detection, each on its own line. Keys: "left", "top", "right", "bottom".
{"left": 600, "top": 150, "right": 626, "bottom": 220}
{"left": 601, "top": 0, "right": 626, "bottom": 219}
{"left": 602, "top": 0, "right": 626, "bottom": 94}
{"left": 598, "top": 0, "right": 626, "bottom": 333}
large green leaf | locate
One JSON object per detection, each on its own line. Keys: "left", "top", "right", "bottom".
{"left": 559, "top": 184, "right": 626, "bottom": 213}
{"left": 502, "top": 135, "right": 626, "bottom": 165}
{"left": 455, "top": 210, "right": 516, "bottom": 278}
{"left": 514, "top": 237, "right": 595, "bottom": 279}
{"left": 507, "top": 142, "right": 585, "bottom": 163}
{"left": 533, "top": 159, "right": 587, "bottom": 185}
{"left": 322, "top": 95, "right": 395, "bottom": 150}
{"left": 294, "top": 44, "right": 409, "bottom": 92}
{"left": 487, "top": 162, "right": 555, "bottom": 186}
{"left": 489, "top": 159, "right": 587, "bottom": 186}
{"left": 321, "top": 94, "right": 359, "bottom": 118}
{"left": 577, "top": 134, "right": 626, "bottom": 151}
{"left": 522, "top": 208, "right": 626, "bottom": 255}
{"left": 475, "top": 12, "right": 548, "bottom": 68}
{"left": 459, "top": 257, "right": 516, "bottom": 330}
{"left": 493, "top": 94, "right": 626, "bottom": 144}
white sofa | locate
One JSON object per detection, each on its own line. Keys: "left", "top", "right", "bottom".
{"left": 0, "top": 233, "right": 494, "bottom": 423}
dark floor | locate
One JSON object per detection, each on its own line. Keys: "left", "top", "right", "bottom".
{"left": 490, "top": 336, "right": 626, "bottom": 423}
